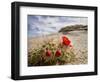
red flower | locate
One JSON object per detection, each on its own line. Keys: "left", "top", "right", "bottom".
{"left": 46, "top": 50, "right": 51, "bottom": 57}
{"left": 55, "top": 50, "right": 61, "bottom": 57}
{"left": 62, "top": 36, "right": 71, "bottom": 46}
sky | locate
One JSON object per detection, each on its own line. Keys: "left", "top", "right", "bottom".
{"left": 28, "top": 15, "right": 87, "bottom": 37}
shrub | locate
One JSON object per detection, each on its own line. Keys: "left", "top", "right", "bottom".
{"left": 28, "top": 35, "right": 76, "bottom": 66}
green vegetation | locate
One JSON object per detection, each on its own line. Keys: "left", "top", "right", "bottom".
{"left": 59, "top": 24, "right": 88, "bottom": 32}
{"left": 28, "top": 38, "right": 76, "bottom": 66}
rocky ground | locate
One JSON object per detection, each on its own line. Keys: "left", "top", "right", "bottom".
{"left": 66, "top": 31, "right": 88, "bottom": 64}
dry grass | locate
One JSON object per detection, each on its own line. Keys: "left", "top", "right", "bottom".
{"left": 28, "top": 30, "right": 88, "bottom": 66}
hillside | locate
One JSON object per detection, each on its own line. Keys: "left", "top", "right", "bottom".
{"left": 59, "top": 24, "right": 88, "bottom": 32}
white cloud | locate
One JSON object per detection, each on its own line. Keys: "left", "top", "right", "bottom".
{"left": 28, "top": 15, "right": 87, "bottom": 37}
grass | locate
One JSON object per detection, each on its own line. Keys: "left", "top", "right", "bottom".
{"left": 28, "top": 37, "right": 76, "bottom": 66}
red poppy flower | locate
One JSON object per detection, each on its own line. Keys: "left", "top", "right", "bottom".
{"left": 55, "top": 50, "right": 61, "bottom": 57}
{"left": 46, "top": 50, "right": 51, "bottom": 57}
{"left": 62, "top": 36, "right": 71, "bottom": 46}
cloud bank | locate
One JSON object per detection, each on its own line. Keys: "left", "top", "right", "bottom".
{"left": 28, "top": 15, "right": 87, "bottom": 37}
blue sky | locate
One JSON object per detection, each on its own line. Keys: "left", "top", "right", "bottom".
{"left": 28, "top": 15, "right": 87, "bottom": 37}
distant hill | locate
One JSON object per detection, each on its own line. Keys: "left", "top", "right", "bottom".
{"left": 59, "top": 24, "right": 88, "bottom": 32}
